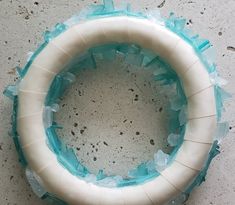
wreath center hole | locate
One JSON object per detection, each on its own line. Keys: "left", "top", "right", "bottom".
{"left": 54, "top": 55, "right": 171, "bottom": 177}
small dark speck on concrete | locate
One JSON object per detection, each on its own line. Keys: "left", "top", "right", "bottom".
{"left": 157, "top": 0, "right": 166, "bottom": 8}
{"left": 136, "top": 131, "right": 140, "bottom": 135}
{"left": 123, "top": 119, "right": 127, "bottom": 123}
{"left": 103, "top": 141, "right": 108, "bottom": 146}
{"left": 83, "top": 126, "right": 87, "bottom": 129}
{"left": 0, "top": 144, "right": 2, "bottom": 150}
{"left": 8, "top": 57, "right": 11, "bottom": 60}
{"left": 10, "top": 176, "right": 14, "bottom": 180}
{"left": 159, "top": 107, "right": 163, "bottom": 112}
{"left": 78, "top": 90, "right": 82, "bottom": 96}
{"left": 229, "top": 126, "right": 232, "bottom": 130}
{"left": 74, "top": 123, "right": 78, "bottom": 127}
{"left": 113, "top": 161, "right": 116, "bottom": 164}
{"left": 227, "top": 46, "right": 235, "bottom": 52}
{"left": 34, "top": 2, "right": 39, "bottom": 5}
{"left": 76, "top": 147, "right": 80, "bottom": 151}
{"left": 71, "top": 130, "right": 75, "bottom": 136}
{"left": 120, "top": 132, "right": 123, "bottom": 135}
{"left": 76, "top": 113, "right": 79, "bottom": 116}
{"left": 95, "top": 148, "right": 98, "bottom": 152}
{"left": 134, "top": 94, "right": 139, "bottom": 101}
{"left": 218, "top": 31, "right": 222, "bottom": 36}
{"left": 150, "top": 139, "right": 155, "bottom": 145}
{"left": 80, "top": 129, "right": 84, "bottom": 134}
{"left": 120, "top": 146, "right": 123, "bottom": 149}
{"left": 93, "top": 157, "right": 97, "bottom": 161}
{"left": 128, "top": 88, "right": 134, "bottom": 92}
{"left": 186, "top": 19, "right": 193, "bottom": 25}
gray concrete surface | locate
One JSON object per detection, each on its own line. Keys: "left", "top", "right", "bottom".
{"left": 0, "top": 0, "right": 234, "bottom": 204}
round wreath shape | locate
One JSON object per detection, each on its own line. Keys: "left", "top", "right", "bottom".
{"left": 4, "top": 1, "right": 230, "bottom": 205}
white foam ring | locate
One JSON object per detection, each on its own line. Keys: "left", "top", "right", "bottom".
{"left": 17, "top": 16, "right": 216, "bottom": 205}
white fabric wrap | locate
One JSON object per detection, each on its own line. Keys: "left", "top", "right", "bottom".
{"left": 17, "top": 16, "right": 216, "bottom": 205}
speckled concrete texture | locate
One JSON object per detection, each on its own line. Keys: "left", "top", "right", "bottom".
{"left": 0, "top": 0, "right": 234, "bottom": 205}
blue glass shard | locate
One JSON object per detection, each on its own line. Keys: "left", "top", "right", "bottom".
{"left": 185, "top": 141, "right": 220, "bottom": 194}
{"left": 128, "top": 163, "right": 149, "bottom": 178}
{"left": 25, "top": 168, "right": 47, "bottom": 198}
{"left": 16, "top": 66, "right": 24, "bottom": 78}
{"left": 215, "top": 86, "right": 231, "bottom": 120}
{"left": 167, "top": 193, "right": 188, "bottom": 205}
{"left": 125, "top": 53, "right": 144, "bottom": 66}
{"left": 214, "top": 122, "right": 229, "bottom": 143}
{"left": 57, "top": 146, "right": 82, "bottom": 176}
{"left": 178, "top": 105, "right": 187, "bottom": 126}
{"left": 141, "top": 49, "right": 157, "bottom": 67}
{"left": 97, "top": 176, "right": 122, "bottom": 188}
{"left": 103, "top": 0, "right": 114, "bottom": 12}
{"left": 167, "top": 133, "right": 181, "bottom": 147}
{"left": 43, "top": 107, "right": 53, "bottom": 128}
{"left": 174, "top": 18, "right": 186, "bottom": 31}
{"left": 97, "top": 170, "right": 106, "bottom": 180}
{"left": 44, "top": 23, "right": 67, "bottom": 42}
{"left": 3, "top": 85, "right": 18, "bottom": 100}
{"left": 192, "top": 37, "right": 211, "bottom": 52}
{"left": 42, "top": 193, "right": 68, "bottom": 205}
{"left": 154, "top": 150, "right": 170, "bottom": 172}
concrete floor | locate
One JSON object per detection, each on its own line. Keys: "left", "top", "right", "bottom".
{"left": 0, "top": 0, "right": 234, "bottom": 204}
